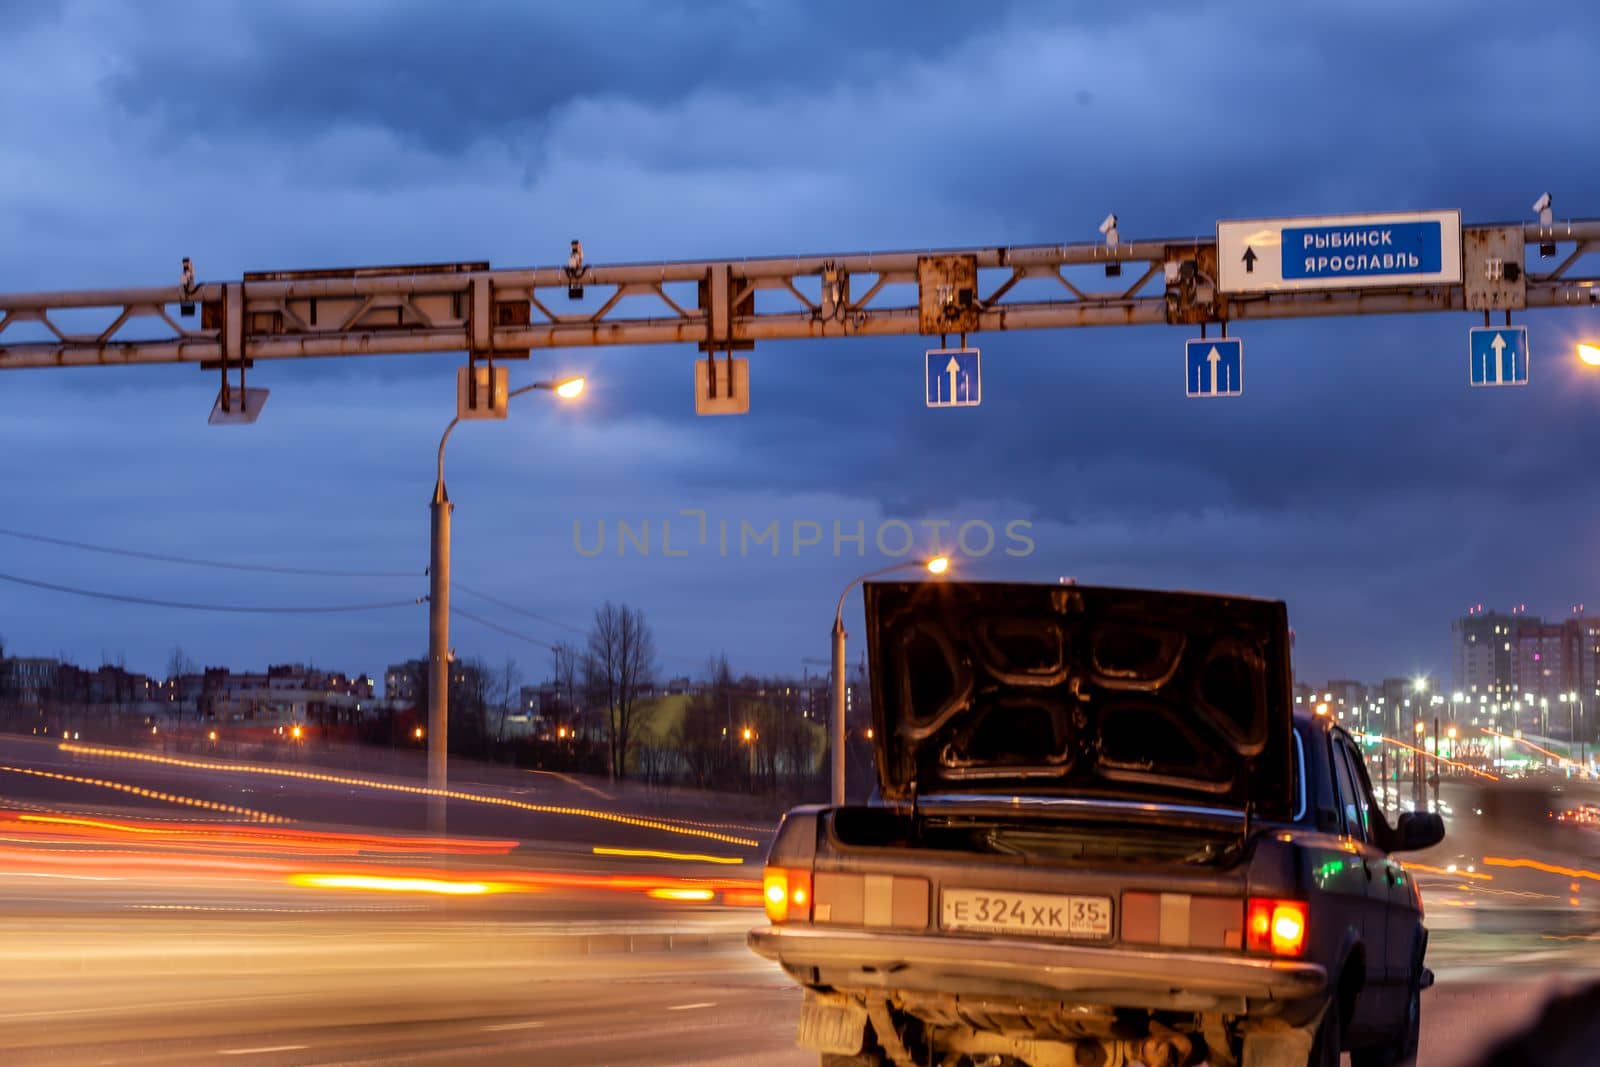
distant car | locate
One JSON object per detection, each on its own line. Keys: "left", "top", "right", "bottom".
{"left": 750, "top": 581, "right": 1443, "bottom": 1067}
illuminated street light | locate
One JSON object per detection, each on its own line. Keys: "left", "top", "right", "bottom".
{"left": 1579, "top": 343, "right": 1600, "bottom": 367}
{"left": 830, "top": 555, "right": 953, "bottom": 805}
{"left": 1315, "top": 703, "right": 1329, "bottom": 717}
{"left": 427, "top": 372, "right": 585, "bottom": 833}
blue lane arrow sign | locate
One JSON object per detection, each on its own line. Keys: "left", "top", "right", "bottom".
{"left": 1185, "top": 338, "right": 1243, "bottom": 398}
{"left": 1469, "top": 326, "right": 1529, "bottom": 387}
{"left": 926, "top": 348, "right": 981, "bottom": 407}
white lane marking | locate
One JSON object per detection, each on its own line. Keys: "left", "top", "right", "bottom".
{"left": 667, "top": 1001, "right": 716, "bottom": 1011}
{"left": 481, "top": 1020, "right": 547, "bottom": 1032}
{"left": 218, "top": 1046, "right": 310, "bottom": 1056}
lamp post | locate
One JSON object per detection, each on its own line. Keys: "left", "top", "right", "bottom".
{"left": 427, "top": 375, "right": 584, "bottom": 832}
{"left": 830, "top": 556, "right": 950, "bottom": 806}
{"left": 1411, "top": 678, "right": 1428, "bottom": 809}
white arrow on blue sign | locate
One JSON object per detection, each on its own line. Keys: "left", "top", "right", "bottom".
{"left": 1185, "top": 338, "right": 1243, "bottom": 398}
{"left": 926, "top": 348, "right": 981, "bottom": 407}
{"left": 1469, "top": 326, "right": 1529, "bottom": 387}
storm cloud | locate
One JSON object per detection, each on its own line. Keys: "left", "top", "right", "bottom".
{"left": 1, "top": 0, "right": 1598, "bottom": 686}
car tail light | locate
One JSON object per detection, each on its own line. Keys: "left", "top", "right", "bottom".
{"left": 763, "top": 866, "right": 812, "bottom": 924}
{"left": 1246, "top": 897, "right": 1307, "bottom": 957}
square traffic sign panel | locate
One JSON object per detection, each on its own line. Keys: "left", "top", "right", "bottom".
{"left": 1185, "top": 339, "right": 1242, "bottom": 398}
{"left": 1469, "top": 326, "right": 1529, "bottom": 387}
{"left": 926, "top": 348, "right": 980, "bottom": 408}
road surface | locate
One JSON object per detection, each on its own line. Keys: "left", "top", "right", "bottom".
{"left": 2, "top": 734, "right": 1598, "bottom": 1065}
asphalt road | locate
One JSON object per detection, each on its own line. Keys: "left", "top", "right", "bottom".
{"left": 3, "top": 735, "right": 1599, "bottom": 1065}
{"left": 1, "top": 907, "right": 1595, "bottom": 1067}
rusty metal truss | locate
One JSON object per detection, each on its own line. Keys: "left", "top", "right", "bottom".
{"left": 0, "top": 220, "right": 1595, "bottom": 373}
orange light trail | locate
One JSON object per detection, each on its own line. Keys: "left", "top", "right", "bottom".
{"left": 1479, "top": 728, "right": 1585, "bottom": 772}
{"left": 1484, "top": 856, "right": 1600, "bottom": 882}
{"left": 1, "top": 812, "right": 517, "bottom": 856}
{"left": 645, "top": 887, "right": 716, "bottom": 901}
{"left": 56, "top": 742, "right": 758, "bottom": 847}
{"left": 1364, "top": 736, "right": 1499, "bottom": 781}
{"left": 1407, "top": 863, "right": 1494, "bottom": 882}
{"left": 286, "top": 873, "right": 511, "bottom": 896}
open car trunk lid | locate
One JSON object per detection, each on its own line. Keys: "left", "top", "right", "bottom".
{"left": 864, "top": 581, "right": 1296, "bottom": 820}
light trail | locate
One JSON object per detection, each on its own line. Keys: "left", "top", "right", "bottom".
{"left": 0, "top": 765, "right": 285, "bottom": 822}
{"left": 1407, "top": 863, "right": 1494, "bottom": 882}
{"left": 1483, "top": 856, "right": 1600, "bottom": 882}
{"left": 592, "top": 846, "right": 744, "bottom": 865}
{"left": 286, "top": 873, "right": 508, "bottom": 896}
{"left": 1479, "top": 727, "right": 1588, "bottom": 773}
{"left": 645, "top": 887, "right": 717, "bottom": 901}
{"left": 1360, "top": 735, "right": 1499, "bottom": 780}
{"left": 56, "top": 742, "right": 758, "bottom": 847}
{"left": 5, "top": 812, "right": 516, "bottom": 855}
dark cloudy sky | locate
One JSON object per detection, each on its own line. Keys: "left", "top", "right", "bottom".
{"left": 2, "top": 0, "right": 1598, "bottom": 690}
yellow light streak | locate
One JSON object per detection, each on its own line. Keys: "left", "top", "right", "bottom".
{"left": 0, "top": 765, "right": 285, "bottom": 823}
{"left": 56, "top": 742, "right": 757, "bottom": 847}
{"left": 592, "top": 846, "right": 744, "bottom": 865}
{"left": 645, "top": 887, "right": 716, "bottom": 901}
{"left": 286, "top": 873, "right": 505, "bottom": 895}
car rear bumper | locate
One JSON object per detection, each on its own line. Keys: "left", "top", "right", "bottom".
{"left": 749, "top": 924, "right": 1327, "bottom": 1015}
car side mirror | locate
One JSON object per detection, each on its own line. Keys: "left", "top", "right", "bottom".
{"left": 1392, "top": 811, "right": 1445, "bottom": 852}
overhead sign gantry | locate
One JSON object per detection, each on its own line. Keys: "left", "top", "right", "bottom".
{"left": 0, "top": 198, "right": 1593, "bottom": 412}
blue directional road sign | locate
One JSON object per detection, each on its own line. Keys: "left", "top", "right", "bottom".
{"left": 926, "top": 348, "right": 981, "bottom": 407}
{"left": 1469, "top": 326, "right": 1529, "bottom": 387}
{"left": 1185, "top": 338, "right": 1243, "bottom": 398}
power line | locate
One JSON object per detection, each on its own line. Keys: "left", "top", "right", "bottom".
{"left": 0, "top": 525, "right": 418, "bottom": 579}
{"left": 454, "top": 584, "right": 587, "bottom": 635}
{"left": 451, "top": 606, "right": 560, "bottom": 652}
{"left": 0, "top": 571, "right": 422, "bottom": 615}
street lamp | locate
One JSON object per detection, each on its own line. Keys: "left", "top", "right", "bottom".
{"left": 1578, "top": 343, "right": 1600, "bottom": 367}
{"left": 427, "top": 374, "right": 584, "bottom": 831}
{"left": 830, "top": 556, "right": 951, "bottom": 806}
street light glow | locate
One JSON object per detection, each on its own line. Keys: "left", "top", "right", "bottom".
{"left": 555, "top": 376, "right": 586, "bottom": 399}
{"left": 1579, "top": 343, "right": 1600, "bottom": 367}
{"left": 926, "top": 556, "right": 951, "bottom": 575}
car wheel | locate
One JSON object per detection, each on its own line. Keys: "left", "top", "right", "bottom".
{"left": 1307, "top": 1001, "right": 1342, "bottom": 1067}
{"left": 1350, "top": 976, "right": 1421, "bottom": 1067}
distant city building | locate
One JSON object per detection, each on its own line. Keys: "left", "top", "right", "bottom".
{"left": 1448, "top": 606, "right": 1600, "bottom": 736}
{"left": 385, "top": 660, "right": 427, "bottom": 704}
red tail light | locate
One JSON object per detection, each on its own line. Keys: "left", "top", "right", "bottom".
{"left": 763, "top": 867, "right": 812, "bottom": 924}
{"left": 1246, "top": 897, "right": 1307, "bottom": 957}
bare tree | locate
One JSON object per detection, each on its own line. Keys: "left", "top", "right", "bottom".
{"left": 585, "top": 602, "right": 658, "bottom": 781}
{"left": 493, "top": 656, "right": 521, "bottom": 745}
{"left": 550, "top": 642, "right": 580, "bottom": 734}
{"left": 448, "top": 656, "right": 493, "bottom": 756}
{"left": 166, "top": 646, "right": 196, "bottom": 730}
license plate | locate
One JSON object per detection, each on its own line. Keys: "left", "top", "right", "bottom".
{"left": 940, "top": 888, "right": 1112, "bottom": 939}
